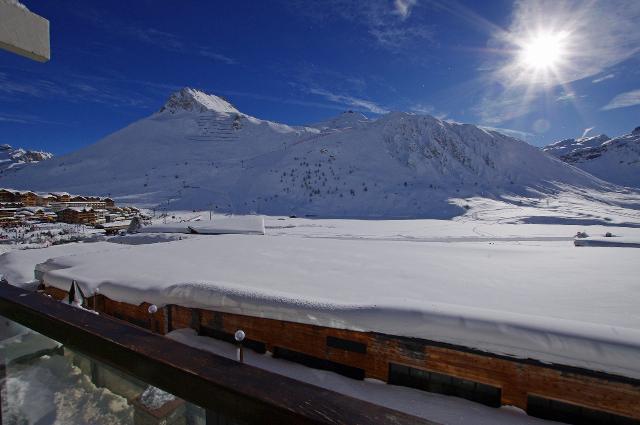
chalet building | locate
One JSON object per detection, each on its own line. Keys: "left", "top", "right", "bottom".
{"left": 0, "top": 208, "right": 18, "bottom": 219}
{"left": 0, "top": 217, "right": 19, "bottom": 227}
{"left": 94, "top": 208, "right": 107, "bottom": 223}
{"left": 17, "top": 191, "right": 38, "bottom": 206}
{"left": 49, "top": 200, "right": 107, "bottom": 212}
{"left": 0, "top": 207, "right": 20, "bottom": 227}
{"left": 0, "top": 202, "right": 22, "bottom": 209}
{"left": 0, "top": 189, "right": 18, "bottom": 203}
{"left": 56, "top": 207, "right": 98, "bottom": 224}
{"left": 32, "top": 209, "right": 56, "bottom": 222}
{"left": 36, "top": 193, "right": 55, "bottom": 206}
{"left": 50, "top": 192, "right": 71, "bottom": 202}
{"left": 0, "top": 188, "right": 38, "bottom": 206}
{"left": 1, "top": 188, "right": 129, "bottom": 225}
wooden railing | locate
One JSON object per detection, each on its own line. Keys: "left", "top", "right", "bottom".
{"left": 0, "top": 282, "right": 437, "bottom": 425}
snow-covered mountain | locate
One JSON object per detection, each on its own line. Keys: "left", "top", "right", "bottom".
{"left": 543, "top": 127, "right": 640, "bottom": 188}
{"left": 0, "top": 87, "right": 627, "bottom": 218}
{"left": 0, "top": 144, "right": 53, "bottom": 176}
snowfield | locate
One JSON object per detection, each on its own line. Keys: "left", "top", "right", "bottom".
{"left": 2, "top": 215, "right": 633, "bottom": 382}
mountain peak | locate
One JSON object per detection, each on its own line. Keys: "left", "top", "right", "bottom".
{"left": 0, "top": 144, "right": 53, "bottom": 175}
{"left": 159, "top": 87, "right": 239, "bottom": 114}
{"left": 543, "top": 127, "right": 640, "bottom": 188}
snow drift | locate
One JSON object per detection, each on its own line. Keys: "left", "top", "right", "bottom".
{"left": 32, "top": 234, "right": 640, "bottom": 380}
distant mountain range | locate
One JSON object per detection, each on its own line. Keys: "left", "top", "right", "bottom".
{"left": 543, "top": 127, "right": 640, "bottom": 188}
{"left": 0, "top": 88, "right": 632, "bottom": 218}
{"left": 0, "top": 144, "right": 53, "bottom": 176}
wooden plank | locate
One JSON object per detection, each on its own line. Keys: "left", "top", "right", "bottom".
{"left": 0, "top": 1, "right": 50, "bottom": 62}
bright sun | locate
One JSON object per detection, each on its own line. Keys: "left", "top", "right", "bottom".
{"left": 519, "top": 31, "right": 568, "bottom": 70}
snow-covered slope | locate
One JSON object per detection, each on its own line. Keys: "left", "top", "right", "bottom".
{"left": 0, "top": 144, "right": 53, "bottom": 176}
{"left": 0, "top": 87, "right": 629, "bottom": 218}
{"left": 543, "top": 127, "right": 640, "bottom": 188}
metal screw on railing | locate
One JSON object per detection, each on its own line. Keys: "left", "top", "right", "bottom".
{"left": 147, "top": 304, "right": 158, "bottom": 331}
{"left": 235, "top": 329, "right": 245, "bottom": 363}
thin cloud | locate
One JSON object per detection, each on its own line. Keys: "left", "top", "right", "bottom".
{"left": 307, "top": 88, "right": 389, "bottom": 114}
{"left": 127, "top": 27, "right": 237, "bottom": 64}
{"left": 473, "top": 92, "right": 531, "bottom": 124}
{"left": 213, "top": 90, "right": 356, "bottom": 114}
{"left": 556, "top": 92, "right": 576, "bottom": 102}
{"left": 289, "top": 64, "right": 368, "bottom": 95}
{"left": 0, "top": 112, "right": 68, "bottom": 126}
{"left": 0, "top": 70, "right": 156, "bottom": 109}
{"left": 581, "top": 127, "right": 594, "bottom": 138}
{"left": 602, "top": 89, "right": 640, "bottom": 111}
{"left": 288, "top": 0, "right": 433, "bottom": 50}
{"left": 592, "top": 73, "right": 615, "bottom": 83}
{"left": 393, "top": 0, "right": 417, "bottom": 19}
{"left": 126, "top": 27, "right": 183, "bottom": 51}
{"left": 480, "top": 125, "right": 534, "bottom": 141}
{"left": 369, "top": 25, "right": 433, "bottom": 49}
{"left": 556, "top": 91, "right": 585, "bottom": 102}
{"left": 198, "top": 49, "right": 237, "bottom": 65}
{"left": 0, "top": 115, "right": 28, "bottom": 124}
{"left": 409, "top": 103, "right": 435, "bottom": 114}
{"left": 75, "top": 7, "right": 237, "bottom": 65}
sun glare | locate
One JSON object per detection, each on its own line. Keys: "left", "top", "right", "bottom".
{"left": 519, "top": 31, "right": 568, "bottom": 70}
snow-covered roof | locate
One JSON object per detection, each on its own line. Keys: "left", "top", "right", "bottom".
{"left": 140, "top": 216, "right": 265, "bottom": 235}
{"left": 0, "top": 188, "right": 34, "bottom": 195}
{"left": 99, "top": 221, "right": 131, "bottom": 228}
{"left": 35, "top": 234, "right": 640, "bottom": 380}
{"left": 60, "top": 207, "right": 94, "bottom": 213}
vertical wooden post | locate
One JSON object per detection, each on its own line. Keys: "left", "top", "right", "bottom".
{"left": 191, "top": 309, "right": 202, "bottom": 335}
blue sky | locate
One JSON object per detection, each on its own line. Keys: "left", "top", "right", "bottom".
{"left": 1, "top": 0, "right": 639, "bottom": 155}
